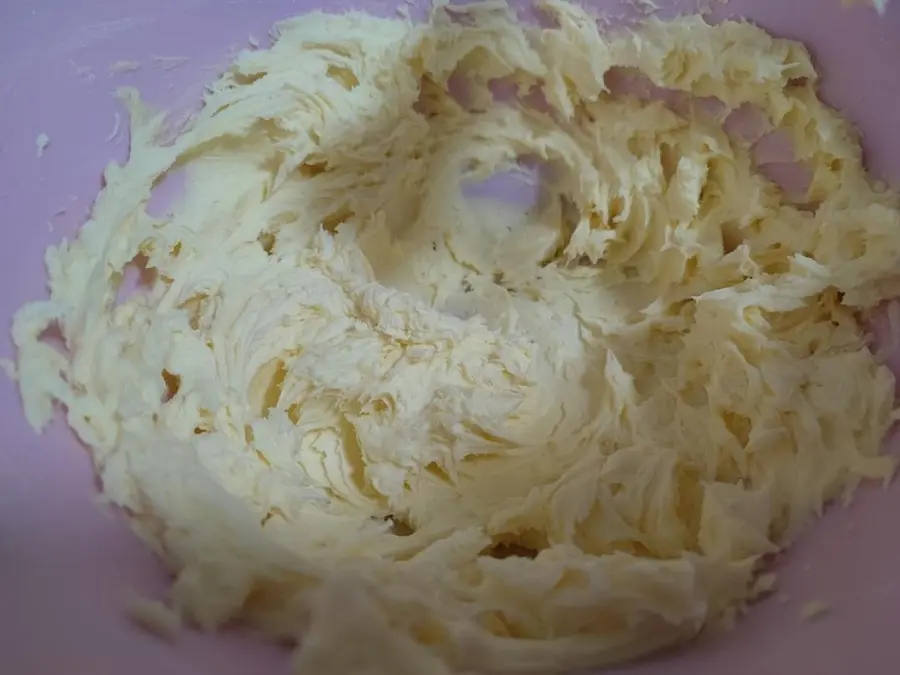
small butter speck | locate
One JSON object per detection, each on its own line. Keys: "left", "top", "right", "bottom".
{"left": 800, "top": 600, "right": 831, "bottom": 621}
{"left": 36, "top": 133, "right": 50, "bottom": 158}
{"left": 124, "top": 594, "right": 181, "bottom": 641}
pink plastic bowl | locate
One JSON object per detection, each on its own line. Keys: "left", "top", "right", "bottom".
{"left": 2, "top": 1, "right": 899, "bottom": 674}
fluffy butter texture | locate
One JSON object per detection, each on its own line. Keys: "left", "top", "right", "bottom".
{"left": 12, "top": 1, "right": 900, "bottom": 672}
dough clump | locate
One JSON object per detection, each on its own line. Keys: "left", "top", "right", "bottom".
{"left": 12, "top": 1, "right": 900, "bottom": 672}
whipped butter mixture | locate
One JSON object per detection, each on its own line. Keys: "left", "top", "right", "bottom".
{"left": 12, "top": 1, "right": 900, "bottom": 672}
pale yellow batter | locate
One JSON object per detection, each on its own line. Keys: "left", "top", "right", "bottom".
{"left": 12, "top": 1, "right": 900, "bottom": 673}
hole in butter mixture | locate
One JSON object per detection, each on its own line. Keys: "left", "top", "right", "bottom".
{"left": 11, "top": 2, "right": 900, "bottom": 674}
